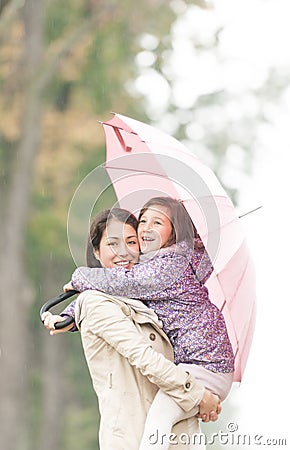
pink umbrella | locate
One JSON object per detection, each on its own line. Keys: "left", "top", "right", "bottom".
{"left": 100, "top": 112, "right": 256, "bottom": 383}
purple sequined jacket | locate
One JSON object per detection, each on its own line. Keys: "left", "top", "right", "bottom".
{"left": 63, "top": 241, "right": 235, "bottom": 373}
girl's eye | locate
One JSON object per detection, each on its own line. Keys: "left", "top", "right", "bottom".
{"left": 154, "top": 221, "right": 162, "bottom": 225}
{"left": 139, "top": 219, "right": 146, "bottom": 224}
{"left": 107, "top": 242, "right": 117, "bottom": 246}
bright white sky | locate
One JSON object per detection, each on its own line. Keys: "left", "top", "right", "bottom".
{"left": 205, "top": 2, "right": 290, "bottom": 443}
{"left": 233, "top": 133, "right": 290, "bottom": 444}
{"left": 135, "top": 0, "right": 290, "bottom": 445}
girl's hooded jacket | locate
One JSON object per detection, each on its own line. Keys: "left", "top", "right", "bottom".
{"left": 64, "top": 240, "right": 235, "bottom": 373}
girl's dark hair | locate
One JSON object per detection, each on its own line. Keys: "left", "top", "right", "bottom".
{"left": 86, "top": 208, "right": 138, "bottom": 267}
{"left": 138, "top": 196, "right": 197, "bottom": 248}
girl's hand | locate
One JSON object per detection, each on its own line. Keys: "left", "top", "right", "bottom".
{"left": 197, "top": 403, "right": 222, "bottom": 422}
{"left": 198, "top": 389, "right": 222, "bottom": 422}
{"left": 63, "top": 281, "right": 74, "bottom": 292}
{"left": 41, "top": 311, "right": 73, "bottom": 335}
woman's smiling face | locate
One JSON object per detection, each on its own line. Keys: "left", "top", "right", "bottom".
{"left": 94, "top": 220, "right": 139, "bottom": 269}
{"left": 138, "top": 205, "right": 173, "bottom": 254}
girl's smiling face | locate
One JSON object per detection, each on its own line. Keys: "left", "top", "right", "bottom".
{"left": 94, "top": 220, "right": 139, "bottom": 269}
{"left": 138, "top": 205, "right": 173, "bottom": 254}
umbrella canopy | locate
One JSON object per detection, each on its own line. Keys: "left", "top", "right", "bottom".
{"left": 100, "top": 113, "right": 256, "bottom": 382}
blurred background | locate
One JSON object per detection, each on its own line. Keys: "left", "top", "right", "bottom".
{"left": 0, "top": 0, "right": 289, "bottom": 449}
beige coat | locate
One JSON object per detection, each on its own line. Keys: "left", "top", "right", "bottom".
{"left": 75, "top": 291, "right": 205, "bottom": 450}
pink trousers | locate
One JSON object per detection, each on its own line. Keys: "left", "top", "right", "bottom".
{"left": 139, "top": 363, "right": 233, "bottom": 450}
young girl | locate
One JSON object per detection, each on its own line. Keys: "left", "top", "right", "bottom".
{"left": 63, "top": 198, "right": 234, "bottom": 449}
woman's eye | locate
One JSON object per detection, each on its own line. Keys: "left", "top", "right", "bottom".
{"left": 128, "top": 240, "right": 138, "bottom": 245}
{"left": 107, "top": 242, "right": 117, "bottom": 246}
{"left": 154, "top": 221, "right": 162, "bottom": 225}
{"left": 139, "top": 219, "right": 146, "bottom": 224}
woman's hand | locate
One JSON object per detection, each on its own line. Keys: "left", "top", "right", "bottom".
{"left": 41, "top": 311, "right": 73, "bottom": 335}
{"left": 198, "top": 389, "right": 222, "bottom": 422}
{"left": 63, "top": 281, "right": 74, "bottom": 292}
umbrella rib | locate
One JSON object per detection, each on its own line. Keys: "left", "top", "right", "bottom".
{"left": 230, "top": 243, "right": 252, "bottom": 303}
{"left": 105, "top": 165, "right": 170, "bottom": 179}
{"left": 106, "top": 168, "right": 235, "bottom": 205}
{"left": 218, "top": 295, "right": 239, "bottom": 346}
{"left": 219, "top": 241, "right": 251, "bottom": 313}
{"left": 217, "top": 245, "right": 253, "bottom": 352}
{"left": 104, "top": 121, "right": 139, "bottom": 136}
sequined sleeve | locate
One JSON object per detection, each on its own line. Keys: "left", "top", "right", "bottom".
{"left": 70, "top": 251, "right": 190, "bottom": 300}
{"left": 192, "top": 237, "right": 213, "bottom": 283}
{"left": 61, "top": 299, "right": 76, "bottom": 319}
{"left": 192, "top": 248, "right": 213, "bottom": 284}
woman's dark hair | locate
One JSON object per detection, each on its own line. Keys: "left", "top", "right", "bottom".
{"left": 86, "top": 208, "right": 138, "bottom": 267}
{"left": 138, "top": 196, "right": 197, "bottom": 248}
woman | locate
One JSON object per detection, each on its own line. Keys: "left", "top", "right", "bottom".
{"left": 42, "top": 208, "right": 221, "bottom": 449}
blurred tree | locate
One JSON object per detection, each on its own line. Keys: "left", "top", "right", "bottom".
{"left": 0, "top": 1, "right": 205, "bottom": 449}
{"left": 0, "top": 0, "right": 11, "bottom": 16}
{"left": 0, "top": 1, "right": 46, "bottom": 449}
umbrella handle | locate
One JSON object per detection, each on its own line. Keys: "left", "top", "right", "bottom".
{"left": 40, "top": 290, "right": 79, "bottom": 330}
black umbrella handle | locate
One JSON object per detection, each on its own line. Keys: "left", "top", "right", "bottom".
{"left": 40, "top": 290, "right": 79, "bottom": 330}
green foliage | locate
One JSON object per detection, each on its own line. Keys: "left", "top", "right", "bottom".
{"left": 45, "top": 0, "right": 86, "bottom": 43}
{"left": 78, "top": 28, "right": 134, "bottom": 113}
{"left": 26, "top": 368, "right": 43, "bottom": 448}
{"left": 0, "top": 134, "right": 17, "bottom": 198}
{"left": 45, "top": 78, "right": 74, "bottom": 111}
{"left": 27, "top": 209, "right": 67, "bottom": 267}
{"left": 62, "top": 405, "right": 100, "bottom": 450}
